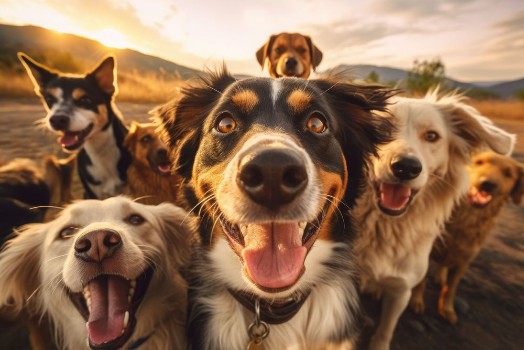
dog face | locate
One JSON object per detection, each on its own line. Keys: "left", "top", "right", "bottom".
{"left": 157, "top": 70, "right": 393, "bottom": 297}
{"left": 125, "top": 122, "right": 172, "bottom": 176}
{"left": 256, "top": 32, "right": 323, "bottom": 78}
{"left": 0, "top": 197, "right": 192, "bottom": 350}
{"left": 467, "top": 152, "right": 524, "bottom": 207}
{"left": 18, "top": 53, "right": 117, "bottom": 152}
{"left": 371, "top": 93, "right": 515, "bottom": 216}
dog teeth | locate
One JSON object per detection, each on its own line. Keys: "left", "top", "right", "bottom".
{"left": 299, "top": 221, "right": 307, "bottom": 229}
{"left": 123, "top": 310, "right": 129, "bottom": 329}
{"left": 239, "top": 224, "right": 248, "bottom": 235}
{"left": 130, "top": 279, "right": 136, "bottom": 288}
{"left": 83, "top": 286, "right": 92, "bottom": 312}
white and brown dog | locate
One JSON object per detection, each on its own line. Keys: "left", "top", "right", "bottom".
{"left": 0, "top": 197, "right": 193, "bottom": 349}
{"left": 256, "top": 32, "right": 323, "bottom": 78}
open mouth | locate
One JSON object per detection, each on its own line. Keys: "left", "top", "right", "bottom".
{"left": 219, "top": 204, "right": 328, "bottom": 293}
{"left": 147, "top": 155, "right": 172, "bottom": 176}
{"left": 68, "top": 267, "right": 154, "bottom": 350}
{"left": 467, "top": 185, "right": 493, "bottom": 208}
{"left": 375, "top": 181, "right": 417, "bottom": 216}
{"left": 58, "top": 123, "right": 94, "bottom": 151}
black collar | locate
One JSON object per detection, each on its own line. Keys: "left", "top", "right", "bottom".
{"left": 128, "top": 334, "right": 152, "bottom": 350}
{"left": 228, "top": 288, "right": 312, "bottom": 325}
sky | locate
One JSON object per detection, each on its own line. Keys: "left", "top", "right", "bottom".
{"left": 2, "top": 0, "right": 523, "bottom": 82}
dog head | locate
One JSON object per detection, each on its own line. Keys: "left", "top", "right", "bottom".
{"left": 371, "top": 92, "right": 516, "bottom": 216}
{"left": 18, "top": 52, "right": 118, "bottom": 152}
{"left": 156, "top": 69, "right": 393, "bottom": 298}
{"left": 466, "top": 152, "right": 524, "bottom": 207}
{"left": 256, "top": 32, "right": 323, "bottom": 78}
{"left": 0, "top": 197, "right": 193, "bottom": 350}
{"left": 125, "top": 122, "right": 172, "bottom": 176}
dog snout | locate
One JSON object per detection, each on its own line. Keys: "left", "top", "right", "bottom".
{"left": 156, "top": 148, "right": 168, "bottom": 160}
{"left": 237, "top": 149, "right": 308, "bottom": 208}
{"left": 390, "top": 155, "right": 423, "bottom": 180}
{"left": 74, "top": 229, "right": 122, "bottom": 262}
{"left": 285, "top": 57, "right": 298, "bottom": 70}
{"left": 479, "top": 179, "right": 497, "bottom": 194}
{"left": 49, "top": 114, "right": 70, "bottom": 131}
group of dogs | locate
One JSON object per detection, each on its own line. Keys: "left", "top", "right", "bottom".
{"left": 0, "top": 32, "right": 522, "bottom": 350}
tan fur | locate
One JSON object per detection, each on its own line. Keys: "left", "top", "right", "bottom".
{"left": 411, "top": 152, "right": 524, "bottom": 324}
{"left": 287, "top": 90, "right": 312, "bottom": 114}
{"left": 43, "top": 154, "right": 76, "bottom": 221}
{"left": 123, "top": 122, "right": 179, "bottom": 205}
{"left": 0, "top": 197, "right": 194, "bottom": 349}
{"left": 256, "top": 32, "right": 323, "bottom": 78}
{"left": 353, "top": 92, "right": 515, "bottom": 350}
{"left": 72, "top": 88, "right": 86, "bottom": 100}
{"left": 231, "top": 89, "right": 259, "bottom": 114}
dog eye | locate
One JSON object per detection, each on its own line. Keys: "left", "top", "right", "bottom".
{"left": 474, "top": 159, "right": 483, "bottom": 166}
{"left": 78, "top": 96, "right": 93, "bottom": 105}
{"left": 140, "top": 135, "right": 152, "bottom": 143}
{"left": 215, "top": 114, "right": 237, "bottom": 134}
{"left": 503, "top": 168, "right": 512, "bottom": 178}
{"left": 59, "top": 226, "right": 79, "bottom": 239}
{"left": 127, "top": 214, "right": 145, "bottom": 225}
{"left": 44, "top": 94, "right": 57, "bottom": 106}
{"left": 274, "top": 47, "right": 283, "bottom": 55}
{"left": 297, "top": 47, "right": 307, "bottom": 55}
{"left": 306, "top": 114, "right": 327, "bottom": 134}
{"left": 424, "top": 131, "right": 440, "bottom": 142}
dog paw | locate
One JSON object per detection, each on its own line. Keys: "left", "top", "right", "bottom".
{"left": 439, "top": 307, "right": 458, "bottom": 324}
{"left": 410, "top": 298, "right": 425, "bottom": 314}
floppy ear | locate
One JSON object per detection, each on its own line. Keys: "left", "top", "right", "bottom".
{"left": 153, "top": 203, "right": 198, "bottom": 268}
{"left": 256, "top": 35, "right": 277, "bottom": 69}
{"left": 304, "top": 36, "right": 323, "bottom": 70}
{"left": 0, "top": 223, "right": 46, "bottom": 314}
{"left": 88, "top": 55, "right": 117, "bottom": 96}
{"left": 154, "top": 68, "right": 237, "bottom": 180}
{"left": 511, "top": 164, "right": 524, "bottom": 205}
{"left": 17, "top": 52, "right": 58, "bottom": 94}
{"left": 124, "top": 121, "right": 140, "bottom": 151}
{"left": 440, "top": 100, "right": 516, "bottom": 159}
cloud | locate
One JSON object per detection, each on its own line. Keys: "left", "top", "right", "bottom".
{"left": 370, "top": 0, "right": 476, "bottom": 19}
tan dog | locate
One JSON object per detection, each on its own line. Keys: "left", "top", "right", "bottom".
{"left": 256, "top": 32, "right": 323, "bottom": 78}
{"left": 411, "top": 151, "right": 524, "bottom": 324}
{"left": 123, "top": 122, "right": 179, "bottom": 205}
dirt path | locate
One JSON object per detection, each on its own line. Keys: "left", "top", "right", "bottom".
{"left": 0, "top": 98, "right": 523, "bottom": 349}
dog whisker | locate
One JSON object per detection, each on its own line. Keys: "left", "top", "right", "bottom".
{"left": 44, "top": 253, "right": 69, "bottom": 264}
{"left": 132, "top": 195, "right": 155, "bottom": 202}
{"left": 319, "top": 81, "right": 339, "bottom": 96}
{"left": 30, "top": 205, "right": 65, "bottom": 211}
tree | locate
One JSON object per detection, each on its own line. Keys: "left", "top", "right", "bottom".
{"left": 407, "top": 58, "right": 446, "bottom": 95}
{"left": 365, "top": 70, "right": 379, "bottom": 83}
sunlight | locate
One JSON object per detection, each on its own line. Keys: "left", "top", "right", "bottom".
{"left": 92, "top": 28, "right": 130, "bottom": 49}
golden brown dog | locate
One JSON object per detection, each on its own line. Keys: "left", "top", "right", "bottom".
{"left": 411, "top": 151, "right": 524, "bottom": 324}
{"left": 256, "top": 32, "right": 323, "bottom": 78}
{"left": 123, "top": 122, "right": 179, "bottom": 205}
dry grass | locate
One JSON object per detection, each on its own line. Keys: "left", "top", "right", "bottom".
{"left": 0, "top": 70, "right": 185, "bottom": 103}
{"left": 469, "top": 100, "right": 524, "bottom": 121}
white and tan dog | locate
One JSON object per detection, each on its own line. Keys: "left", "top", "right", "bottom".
{"left": 0, "top": 197, "right": 194, "bottom": 350}
{"left": 353, "top": 92, "right": 515, "bottom": 350}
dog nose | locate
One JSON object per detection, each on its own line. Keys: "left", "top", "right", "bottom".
{"left": 479, "top": 180, "right": 497, "bottom": 194}
{"left": 156, "top": 148, "right": 168, "bottom": 158}
{"left": 237, "top": 149, "right": 308, "bottom": 208}
{"left": 49, "top": 115, "right": 70, "bottom": 131}
{"left": 285, "top": 57, "right": 298, "bottom": 70}
{"left": 74, "top": 229, "right": 122, "bottom": 262}
{"left": 390, "top": 156, "right": 422, "bottom": 180}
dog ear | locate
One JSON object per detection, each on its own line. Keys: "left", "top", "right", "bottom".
{"left": 155, "top": 68, "right": 237, "bottom": 180}
{"left": 304, "top": 36, "right": 323, "bottom": 70}
{"left": 438, "top": 96, "right": 516, "bottom": 159}
{"left": 511, "top": 163, "right": 524, "bottom": 205}
{"left": 0, "top": 223, "right": 47, "bottom": 314}
{"left": 256, "top": 35, "right": 277, "bottom": 69}
{"left": 17, "top": 52, "right": 58, "bottom": 93}
{"left": 124, "top": 121, "right": 140, "bottom": 150}
{"left": 88, "top": 55, "right": 117, "bottom": 96}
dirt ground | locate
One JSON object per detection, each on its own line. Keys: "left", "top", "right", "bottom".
{"left": 0, "top": 97, "right": 523, "bottom": 349}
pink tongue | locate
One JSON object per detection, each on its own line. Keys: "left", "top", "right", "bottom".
{"left": 380, "top": 183, "right": 412, "bottom": 210}
{"left": 59, "top": 133, "right": 78, "bottom": 147}
{"left": 158, "top": 164, "right": 171, "bottom": 174}
{"left": 468, "top": 187, "right": 492, "bottom": 205}
{"left": 242, "top": 223, "right": 306, "bottom": 289}
{"left": 87, "top": 276, "right": 130, "bottom": 345}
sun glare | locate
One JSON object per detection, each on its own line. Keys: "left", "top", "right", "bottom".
{"left": 93, "top": 28, "right": 130, "bottom": 49}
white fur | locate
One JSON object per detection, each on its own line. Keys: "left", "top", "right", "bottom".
{"left": 353, "top": 92, "right": 515, "bottom": 350}
{"left": 0, "top": 197, "right": 192, "bottom": 350}
{"left": 271, "top": 79, "right": 282, "bottom": 107}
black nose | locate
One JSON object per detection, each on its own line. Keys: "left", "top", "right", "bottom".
{"left": 75, "top": 229, "right": 122, "bottom": 262}
{"left": 237, "top": 149, "right": 308, "bottom": 208}
{"left": 390, "top": 156, "right": 422, "bottom": 180}
{"left": 479, "top": 180, "right": 497, "bottom": 194}
{"left": 156, "top": 148, "right": 168, "bottom": 159}
{"left": 49, "top": 115, "right": 70, "bottom": 131}
{"left": 285, "top": 57, "right": 298, "bottom": 70}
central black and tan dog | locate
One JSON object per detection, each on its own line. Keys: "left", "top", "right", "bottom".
{"left": 18, "top": 53, "right": 131, "bottom": 199}
{"left": 156, "top": 69, "right": 394, "bottom": 349}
